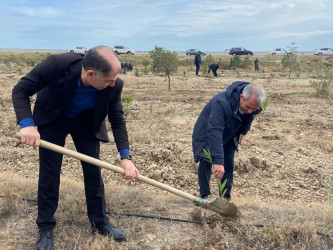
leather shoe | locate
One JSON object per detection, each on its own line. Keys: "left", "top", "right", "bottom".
{"left": 93, "top": 223, "right": 127, "bottom": 242}
{"left": 36, "top": 230, "right": 53, "bottom": 250}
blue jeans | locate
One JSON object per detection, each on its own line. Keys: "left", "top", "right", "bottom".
{"left": 197, "top": 139, "right": 236, "bottom": 199}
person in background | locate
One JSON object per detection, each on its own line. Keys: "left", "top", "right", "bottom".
{"left": 121, "top": 61, "right": 133, "bottom": 74}
{"left": 12, "top": 46, "right": 139, "bottom": 250}
{"left": 192, "top": 81, "right": 266, "bottom": 201}
{"left": 254, "top": 58, "right": 259, "bottom": 71}
{"left": 207, "top": 63, "right": 220, "bottom": 77}
{"left": 194, "top": 51, "right": 203, "bottom": 76}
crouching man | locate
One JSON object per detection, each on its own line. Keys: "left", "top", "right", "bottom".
{"left": 192, "top": 81, "right": 266, "bottom": 201}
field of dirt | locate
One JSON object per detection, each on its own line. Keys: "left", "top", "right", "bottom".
{"left": 0, "top": 55, "right": 333, "bottom": 249}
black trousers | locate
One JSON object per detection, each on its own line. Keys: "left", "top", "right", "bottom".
{"left": 209, "top": 69, "right": 217, "bottom": 76}
{"left": 36, "top": 112, "right": 109, "bottom": 231}
{"left": 195, "top": 64, "right": 200, "bottom": 75}
{"left": 198, "top": 139, "right": 236, "bottom": 199}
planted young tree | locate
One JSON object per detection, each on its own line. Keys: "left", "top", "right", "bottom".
{"left": 281, "top": 41, "right": 299, "bottom": 79}
{"left": 310, "top": 64, "right": 333, "bottom": 96}
{"left": 121, "top": 94, "right": 134, "bottom": 116}
{"left": 261, "top": 91, "right": 272, "bottom": 118}
{"left": 202, "top": 54, "right": 214, "bottom": 75}
{"left": 200, "top": 147, "right": 228, "bottom": 198}
{"left": 142, "top": 59, "right": 150, "bottom": 75}
{"left": 242, "top": 57, "right": 252, "bottom": 76}
{"left": 149, "top": 46, "right": 178, "bottom": 91}
{"left": 134, "top": 68, "right": 139, "bottom": 76}
{"left": 230, "top": 55, "right": 241, "bottom": 70}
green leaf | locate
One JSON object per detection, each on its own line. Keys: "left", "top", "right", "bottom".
{"left": 199, "top": 147, "right": 213, "bottom": 165}
{"left": 218, "top": 179, "right": 228, "bottom": 198}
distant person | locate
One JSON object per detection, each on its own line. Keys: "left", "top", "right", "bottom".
{"left": 12, "top": 46, "right": 139, "bottom": 249}
{"left": 192, "top": 82, "right": 266, "bottom": 201}
{"left": 207, "top": 63, "right": 220, "bottom": 77}
{"left": 228, "top": 57, "right": 233, "bottom": 70}
{"left": 194, "top": 51, "right": 202, "bottom": 76}
{"left": 254, "top": 58, "right": 259, "bottom": 71}
{"left": 121, "top": 61, "right": 133, "bottom": 74}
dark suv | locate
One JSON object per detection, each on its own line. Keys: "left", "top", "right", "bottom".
{"left": 229, "top": 47, "right": 253, "bottom": 56}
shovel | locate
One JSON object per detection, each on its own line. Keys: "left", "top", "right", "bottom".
{"left": 17, "top": 134, "right": 238, "bottom": 217}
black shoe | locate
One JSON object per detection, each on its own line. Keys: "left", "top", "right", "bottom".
{"left": 93, "top": 223, "right": 127, "bottom": 242}
{"left": 36, "top": 231, "right": 53, "bottom": 250}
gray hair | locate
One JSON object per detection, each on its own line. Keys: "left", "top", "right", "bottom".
{"left": 242, "top": 83, "right": 266, "bottom": 105}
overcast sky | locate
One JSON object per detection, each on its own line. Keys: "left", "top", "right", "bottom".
{"left": 1, "top": 0, "right": 332, "bottom": 51}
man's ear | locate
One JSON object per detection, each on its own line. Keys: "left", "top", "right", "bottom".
{"left": 86, "top": 70, "right": 96, "bottom": 79}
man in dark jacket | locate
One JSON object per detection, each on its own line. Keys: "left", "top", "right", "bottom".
{"left": 192, "top": 81, "right": 266, "bottom": 200}
{"left": 207, "top": 63, "right": 220, "bottom": 77}
{"left": 12, "top": 46, "right": 139, "bottom": 249}
{"left": 194, "top": 51, "right": 202, "bottom": 76}
{"left": 121, "top": 61, "right": 133, "bottom": 73}
{"left": 254, "top": 58, "right": 259, "bottom": 71}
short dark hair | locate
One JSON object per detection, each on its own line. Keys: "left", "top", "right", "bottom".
{"left": 82, "top": 46, "right": 111, "bottom": 76}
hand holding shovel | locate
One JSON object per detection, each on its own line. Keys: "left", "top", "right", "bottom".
{"left": 16, "top": 133, "right": 238, "bottom": 217}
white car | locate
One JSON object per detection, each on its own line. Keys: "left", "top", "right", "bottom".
{"left": 67, "top": 46, "right": 88, "bottom": 54}
{"left": 314, "top": 48, "right": 333, "bottom": 56}
{"left": 271, "top": 48, "right": 288, "bottom": 56}
{"left": 112, "top": 46, "right": 135, "bottom": 55}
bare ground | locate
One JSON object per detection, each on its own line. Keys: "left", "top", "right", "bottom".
{"left": 0, "top": 61, "right": 333, "bottom": 249}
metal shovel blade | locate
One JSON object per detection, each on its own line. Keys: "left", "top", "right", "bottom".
{"left": 194, "top": 197, "right": 238, "bottom": 217}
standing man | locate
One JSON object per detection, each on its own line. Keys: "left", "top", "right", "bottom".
{"left": 207, "top": 63, "right": 220, "bottom": 77}
{"left": 254, "top": 58, "right": 259, "bottom": 71}
{"left": 194, "top": 51, "right": 202, "bottom": 76}
{"left": 12, "top": 46, "right": 139, "bottom": 249}
{"left": 192, "top": 81, "right": 266, "bottom": 200}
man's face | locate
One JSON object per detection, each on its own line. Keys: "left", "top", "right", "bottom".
{"left": 239, "top": 94, "right": 261, "bottom": 114}
{"left": 90, "top": 72, "right": 118, "bottom": 90}
{"left": 88, "top": 63, "right": 121, "bottom": 90}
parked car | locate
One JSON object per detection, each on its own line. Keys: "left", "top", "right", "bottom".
{"left": 271, "top": 48, "right": 288, "bottom": 56}
{"left": 186, "top": 49, "right": 206, "bottom": 56}
{"left": 314, "top": 48, "right": 333, "bottom": 56}
{"left": 67, "top": 46, "right": 88, "bottom": 54}
{"left": 229, "top": 47, "right": 253, "bottom": 56}
{"left": 112, "top": 46, "right": 135, "bottom": 55}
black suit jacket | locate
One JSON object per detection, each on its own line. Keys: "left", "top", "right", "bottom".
{"left": 12, "top": 52, "right": 129, "bottom": 149}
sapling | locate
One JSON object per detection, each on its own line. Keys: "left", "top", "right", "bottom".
{"left": 199, "top": 147, "right": 228, "bottom": 198}
{"left": 134, "top": 68, "right": 139, "bottom": 76}
{"left": 121, "top": 94, "right": 134, "bottom": 116}
{"left": 261, "top": 91, "right": 272, "bottom": 118}
{"left": 322, "top": 177, "right": 333, "bottom": 206}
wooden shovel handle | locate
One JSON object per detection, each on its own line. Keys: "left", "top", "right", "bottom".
{"left": 16, "top": 133, "right": 196, "bottom": 202}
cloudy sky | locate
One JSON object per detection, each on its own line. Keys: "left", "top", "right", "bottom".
{"left": 1, "top": 0, "right": 332, "bottom": 51}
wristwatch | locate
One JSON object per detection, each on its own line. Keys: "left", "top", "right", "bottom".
{"left": 121, "top": 154, "right": 132, "bottom": 161}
